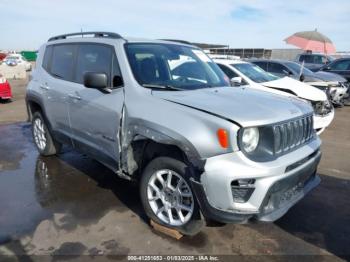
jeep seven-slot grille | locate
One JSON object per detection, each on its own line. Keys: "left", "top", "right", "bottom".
{"left": 273, "top": 115, "right": 314, "bottom": 154}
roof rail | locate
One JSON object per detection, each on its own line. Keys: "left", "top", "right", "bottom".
{"left": 159, "top": 39, "right": 192, "bottom": 45}
{"left": 48, "top": 32, "right": 123, "bottom": 42}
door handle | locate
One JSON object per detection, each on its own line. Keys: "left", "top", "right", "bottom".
{"left": 68, "top": 94, "right": 82, "bottom": 100}
{"left": 39, "top": 84, "right": 50, "bottom": 90}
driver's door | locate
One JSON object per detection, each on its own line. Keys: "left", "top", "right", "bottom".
{"left": 68, "top": 43, "right": 124, "bottom": 169}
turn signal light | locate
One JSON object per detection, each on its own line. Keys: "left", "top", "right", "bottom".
{"left": 217, "top": 129, "right": 229, "bottom": 148}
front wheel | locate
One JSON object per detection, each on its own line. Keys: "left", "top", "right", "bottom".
{"left": 140, "top": 157, "right": 203, "bottom": 235}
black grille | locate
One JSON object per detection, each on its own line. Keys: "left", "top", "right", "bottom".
{"left": 273, "top": 115, "right": 314, "bottom": 155}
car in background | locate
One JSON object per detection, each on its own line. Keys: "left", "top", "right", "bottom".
{"left": 319, "top": 58, "right": 350, "bottom": 82}
{"left": 214, "top": 59, "right": 334, "bottom": 134}
{"left": 250, "top": 59, "right": 348, "bottom": 107}
{"left": 4, "top": 54, "right": 32, "bottom": 71}
{"left": 295, "top": 53, "right": 334, "bottom": 72}
{"left": 0, "top": 74, "right": 12, "bottom": 101}
{"left": 0, "top": 53, "right": 7, "bottom": 63}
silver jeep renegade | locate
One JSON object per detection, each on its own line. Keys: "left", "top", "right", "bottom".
{"left": 26, "top": 32, "right": 321, "bottom": 235}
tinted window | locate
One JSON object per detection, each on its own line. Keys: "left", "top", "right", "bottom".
{"left": 217, "top": 64, "right": 239, "bottom": 79}
{"left": 252, "top": 61, "right": 268, "bottom": 71}
{"left": 268, "top": 62, "right": 288, "bottom": 74}
{"left": 51, "top": 45, "right": 76, "bottom": 80}
{"left": 314, "top": 55, "right": 324, "bottom": 64}
{"left": 42, "top": 46, "right": 53, "bottom": 71}
{"left": 299, "top": 55, "right": 313, "bottom": 63}
{"left": 331, "top": 60, "right": 350, "bottom": 70}
{"left": 76, "top": 44, "right": 112, "bottom": 85}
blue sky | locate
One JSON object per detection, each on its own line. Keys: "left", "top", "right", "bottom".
{"left": 0, "top": 0, "right": 349, "bottom": 51}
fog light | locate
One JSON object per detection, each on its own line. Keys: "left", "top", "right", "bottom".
{"left": 231, "top": 179, "right": 255, "bottom": 203}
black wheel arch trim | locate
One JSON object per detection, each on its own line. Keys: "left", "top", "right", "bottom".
{"left": 123, "top": 119, "right": 206, "bottom": 175}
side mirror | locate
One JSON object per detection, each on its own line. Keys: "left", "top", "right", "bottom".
{"left": 323, "top": 66, "right": 331, "bottom": 71}
{"left": 84, "top": 72, "right": 108, "bottom": 89}
{"left": 230, "top": 77, "right": 242, "bottom": 86}
{"left": 300, "top": 74, "right": 305, "bottom": 82}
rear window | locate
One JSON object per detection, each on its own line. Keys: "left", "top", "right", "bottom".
{"left": 50, "top": 45, "right": 76, "bottom": 81}
{"left": 42, "top": 46, "right": 53, "bottom": 71}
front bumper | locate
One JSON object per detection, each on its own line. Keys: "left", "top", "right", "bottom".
{"left": 191, "top": 137, "right": 322, "bottom": 224}
{"left": 313, "top": 109, "right": 334, "bottom": 135}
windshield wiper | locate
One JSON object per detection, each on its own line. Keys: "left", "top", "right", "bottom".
{"left": 142, "top": 84, "right": 184, "bottom": 91}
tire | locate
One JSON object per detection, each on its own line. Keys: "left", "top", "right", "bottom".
{"left": 140, "top": 157, "right": 204, "bottom": 235}
{"left": 32, "top": 111, "right": 61, "bottom": 156}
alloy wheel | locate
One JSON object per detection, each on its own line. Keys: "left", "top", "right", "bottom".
{"left": 147, "top": 169, "right": 194, "bottom": 226}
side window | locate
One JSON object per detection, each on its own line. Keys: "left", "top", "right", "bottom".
{"left": 331, "top": 60, "right": 350, "bottom": 70}
{"left": 299, "top": 55, "right": 313, "bottom": 63}
{"left": 51, "top": 45, "right": 76, "bottom": 81}
{"left": 217, "top": 64, "right": 238, "bottom": 79}
{"left": 42, "top": 45, "right": 53, "bottom": 72}
{"left": 253, "top": 61, "right": 268, "bottom": 71}
{"left": 268, "top": 62, "right": 288, "bottom": 74}
{"left": 321, "top": 56, "right": 328, "bottom": 64}
{"left": 314, "top": 55, "right": 323, "bottom": 64}
{"left": 76, "top": 44, "right": 112, "bottom": 85}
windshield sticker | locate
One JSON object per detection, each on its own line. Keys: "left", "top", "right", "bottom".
{"left": 193, "top": 50, "right": 211, "bottom": 62}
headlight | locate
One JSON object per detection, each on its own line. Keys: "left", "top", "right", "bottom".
{"left": 242, "top": 127, "right": 259, "bottom": 153}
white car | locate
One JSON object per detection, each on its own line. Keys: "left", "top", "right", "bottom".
{"left": 214, "top": 59, "right": 334, "bottom": 135}
{"left": 4, "top": 54, "right": 32, "bottom": 71}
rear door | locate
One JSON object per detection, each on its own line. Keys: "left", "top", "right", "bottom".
{"left": 42, "top": 44, "right": 77, "bottom": 142}
{"left": 67, "top": 43, "right": 124, "bottom": 169}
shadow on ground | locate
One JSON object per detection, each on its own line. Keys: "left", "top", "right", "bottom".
{"left": 275, "top": 174, "right": 350, "bottom": 259}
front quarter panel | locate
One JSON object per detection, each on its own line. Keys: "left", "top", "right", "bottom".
{"left": 124, "top": 91, "right": 241, "bottom": 162}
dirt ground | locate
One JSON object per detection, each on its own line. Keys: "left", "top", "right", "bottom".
{"left": 0, "top": 78, "right": 349, "bottom": 261}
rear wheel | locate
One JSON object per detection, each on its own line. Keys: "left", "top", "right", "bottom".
{"left": 32, "top": 112, "right": 61, "bottom": 156}
{"left": 140, "top": 157, "right": 203, "bottom": 235}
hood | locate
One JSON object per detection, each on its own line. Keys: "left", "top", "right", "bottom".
{"left": 313, "top": 71, "right": 347, "bottom": 82}
{"left": 262, "top": 77, "right": 327, "bottom": 102}
{"left": 152, "top": 87, "right": 313, "bottom": 127}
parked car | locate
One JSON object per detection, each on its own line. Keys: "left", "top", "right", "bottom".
{"left": 5, "top": 57, "right": 18, "bottom": 67}
{"left": 215, "top": 59, "right": 334, "bottom": 135}
{"left": 250, "top": 59, "right": 348, "bottom": 107}
{"left": 26, "top": 32, "right": 322, "bottom": 235}
{"left": 0, "top": 52, "right": 7, "bottom": 62}
{"left": 0, "top": 74, "right": 12, "bottom": 100}
{"left": 4, "top": 54, "right": 32, "bottom": 71}
{"left": 318, "top": 58, "right": 350, "bottom": 82}
{"left": 295, "top": 53, "right": 334, "bottom": 72}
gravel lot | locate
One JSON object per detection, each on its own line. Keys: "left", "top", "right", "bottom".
{"left": 0, "top": 78, "right": 349, "bottom": 261}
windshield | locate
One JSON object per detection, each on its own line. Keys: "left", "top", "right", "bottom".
{"left": 125, "top": 43, "right": 230, "bottom": 90}
{"left": 285, "top": 61, "right": 314, "bottom": 76}
{"left": 232, "top": 63, "right": 279, "bottom": 83}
